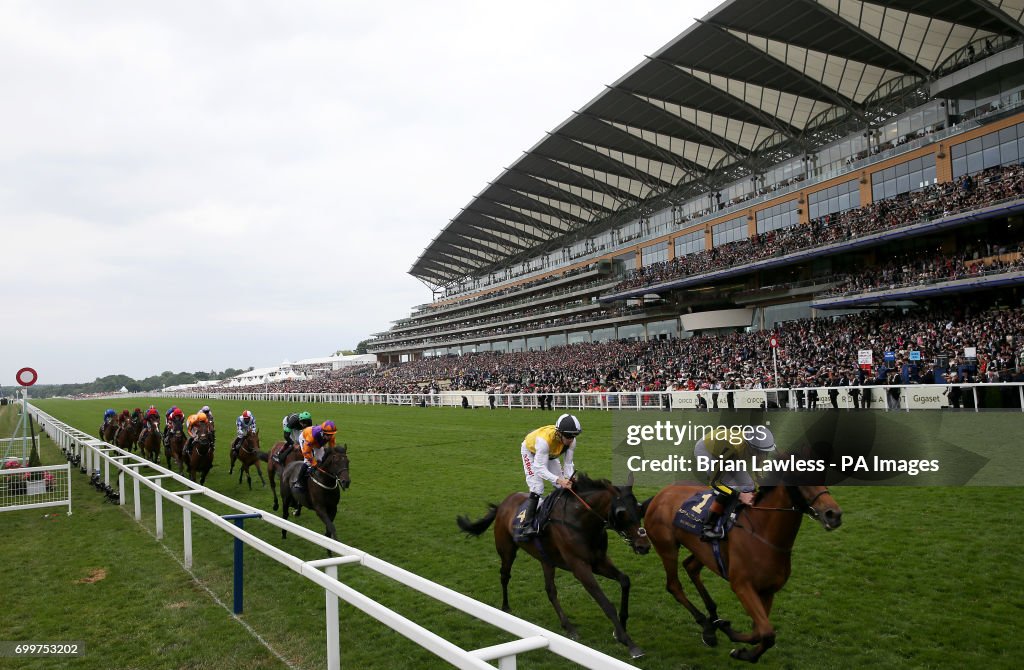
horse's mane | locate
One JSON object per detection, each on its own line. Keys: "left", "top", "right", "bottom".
{"left": 572, "top": 472, "right": 613, "bottom": 493}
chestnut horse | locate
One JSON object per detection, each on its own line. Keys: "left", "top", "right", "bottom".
{"left": 263, "top": 441, "right": 303, "bottom": 511}
{"left": 229, "top": 426, "right": 265, "bottom": 489}
{"left": 456, "top": 473, "right": 651, "bottom": 659}
{"left": 185, "top": 421, "right": 215, "bottom": 484}
{"left": 278, "top": 446, "right": 351, "bottom": 544}
{"left": 643, "top": 484, "right": 842, "bottom": 663}
{"left": 165, "top": 416, "right": 186, "bottom": 472}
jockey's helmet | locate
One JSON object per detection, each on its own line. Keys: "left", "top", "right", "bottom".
{"left": 321, "top": 420, "right": 337, "bottom": 436}
{"left": 555, "top": 413, "right": 582, "bottom": 438}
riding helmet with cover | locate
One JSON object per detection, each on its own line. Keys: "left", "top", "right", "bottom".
{"left": 321, "top": 420, "right": 337, "bottom": 436}
{"left": 241, "top": 410, "right": 252, "bottom": 422}
{"left": 555, "top": 413, "right": 582, "bottom": 438}
{"left": 748, "top": 426, "right": 776, "bottom": 452}
{"left": 298, "top": 411, "right": 313, "bottom": 426}
{"left": 194, "top": 412, "right": 208, "bottom": 423}
{"left": 201, "top": 405, "right": 211, "bottom": 414}
{"left": 105, "top": 408, "right": 115, "bottom": 417}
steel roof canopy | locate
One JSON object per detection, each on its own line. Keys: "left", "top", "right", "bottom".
{"left": 409, "top": 0, "right": 1024, "bottom": 288}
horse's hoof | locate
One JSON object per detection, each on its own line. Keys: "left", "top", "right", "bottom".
{"left": 730, "top": 648, "right": 757, "bottom": 663}
{"left": 701, "top": 628, "right": 718, "bottom": 647}
{"left": 273, "top": 503, "right": 279, "bottom": 511}
{"left": 629, "top": 647, "right": 645, "bottom": 659}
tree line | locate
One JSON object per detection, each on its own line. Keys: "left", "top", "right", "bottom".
{"left": 3, "top": 367, "right": 254, "bottom": 399}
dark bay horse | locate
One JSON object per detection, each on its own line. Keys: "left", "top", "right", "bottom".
{"left": 114, "top": 417, "right": 140, "bottom": 452}
{"left": 279, "top": 446, "right": 351, "bottom": 543}
{"left": 229, "top": 426, "right": 265, "bottom": 489}
{"left": 456, "top": 473, "right": 650, "bottom": 659}
{"left": 165, "top": 416, "right": 186, "bottom": 472}
{"left": 138, "top": 418, "right": 161, "bottom": 463}
{"left": 185, "top": 421, "right": 215, "bottom": 484}
{"left": 643, "top": 484, "right": 842, "bottom": 663}
{"left": 101, "top": 420, "right": 117, "bottom": 444}
{"left": 264, "top": 441, "right": 303, "bottom": 511}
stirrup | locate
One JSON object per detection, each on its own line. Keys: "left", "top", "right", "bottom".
{"left": 701, "top": 526, "right": 725, "bottom": 541}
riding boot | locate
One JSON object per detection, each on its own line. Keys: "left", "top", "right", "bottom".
{"left": 520, "top": 492, "right": 541, "bottom": 537}
{"left": 701, "top": 493, "right": 733, "bottom": 541}
{"left": 231, "top": 437, "right": 240, "bottom": 455}
{"left": 295, "top": 462, "right": 311, "bottom": 491}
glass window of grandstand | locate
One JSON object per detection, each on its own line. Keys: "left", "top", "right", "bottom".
{"left": 713, "top": 216, "right": 748, "bottom": 247}
{"left": 592, "top": 327, "right": 615, "bottom": 343}
{"left": 756, "top": 200, "right": 799, "bottom": 234}
{"left": 492, "top": 341, "right": 509, "bottom": 353}
{"left": 642, "top": 242, "right": 669, "bottom": 267}
{"left": 509, "top": 338, "right": 526, "bottom": 352}
{"left": 674, "top": 230, "right": 705, "bottom": 257}
{"left": 871, "top": 156, "right": 936, "bottom": 201}
{"left": 617, "top": 324, "right": 644, "bottom": 341}
{"left": 527, "top": 336, "right": 545, "bottom": 351}
{"left": 808, "top": 179, "right": 860, "bottom": 220}
{"left": 647, "top": 319, "right": 678, "bottom": 340}
{"left": 567, "top": 331, "right": 590, "bottom": 345}
{"left": 477, "top": 342, "right": 491, "bottom": 352}
{"left": 950, "top": 123, "right": 1024, "bottom": 180}
{"left": 547, "top": 333, "right": 567, "bottom": 348}
{"left": 614, "top": 251, "right": 637, "bottom": 271}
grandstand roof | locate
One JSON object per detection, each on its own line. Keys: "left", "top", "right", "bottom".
{"left": 410, "top": 0, "right": 1024, "bottom": 288}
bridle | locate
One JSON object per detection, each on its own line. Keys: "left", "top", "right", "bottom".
{"left": 737, "top": 486, "right": 832, "bottom": 553}
{"left": 564, "top": 480, "right": 648, "bottom": 547}
{"left": 310, "top": 450, "right": 349, "bottom": 491}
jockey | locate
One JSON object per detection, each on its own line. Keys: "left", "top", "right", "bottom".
{"left": 295, "top": 424, "right": 332, "bottom": 491}
{"left": 695, "top": 426, "right": 776, "bottom": 541}
{"left": 518, "top": 413, "right": 581, "bottom": 537}
{"left": 163, "top": 406, "right": 184, "bottom": 443}
{"left": 199, "top": 405, "right": 215, "bottom": 444}
{"left": 279, "top": 411, "right": 313, "bottom": 461}
{"left": 139, "top": 406, "right": 160, "bottom": 443}
{"left": 231, "top": 410, "right": 257, "bottom": 453}
{"left": 131, "top": 407, "right": 143, "bottom": 423}
{"left": 184, "top": 412, "right": 210, "bottom": 456}
{"left": 101, "top": 408, "right": 116, "bottom": 433}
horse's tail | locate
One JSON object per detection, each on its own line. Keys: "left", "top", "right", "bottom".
{"left": 456, "top": 504, "right": 498, "bottom": 537}
{"left": 257, "top": 450, "right": 269, "bottom": 462}
{"left": 640, "top": 496, "right": 654, "bottom": 519}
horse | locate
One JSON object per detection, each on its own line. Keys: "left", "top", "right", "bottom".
{"left": 138, "top": 418, "right": 162, "bottom": 463}
{"left": 456, "top": 473, "right": 651, "bottom": 659}
{"left": 101, "top": 420, "right": 117, "bottom": 444}
{"left": 278, "top": 446, "right": 351, "bottom": 543}
{"left": 229, "top": 426, "right": 265, "bottom": 490}
{"left": 183, "top": 421, "right": 216, "bottom": 484}
{"left": 165, "top": 416, "right": 187, "bottom": 473}
{"left": 114, "top": 417, "right": 140, "bottom": 452}
{"left": 263, "top": 441, "right": 303, "bottom": 511}
{"left": 643, "top": 484, "right": 842, "bottom": 663}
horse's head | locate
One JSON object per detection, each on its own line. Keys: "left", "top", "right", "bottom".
{"left": 320, "top": 445, "right": 351, "bottom": 491}
{"left": 573, "top": 472, "right": 650, "bottom": 554}
{"left": 790, "top": 485, "right": 842, "bottom": 531}
{"left": 611, "top": 473, "right": 650, "bottom": 555}
{"left": 171, "top": 416, "right": 184, "bottom": 434}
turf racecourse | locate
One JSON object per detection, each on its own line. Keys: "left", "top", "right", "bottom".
{"left": 4, "top": 398, "right": 1019, "bottom": 670}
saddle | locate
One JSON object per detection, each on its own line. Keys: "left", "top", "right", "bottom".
{"left": 275, "top": 444, "right": 295, "bottom": 464}
{"left": 673, "top": 490, "right": 743, "bottom": 539}
{"left": 512, "top": 489, "right": 565, "bottom": 543}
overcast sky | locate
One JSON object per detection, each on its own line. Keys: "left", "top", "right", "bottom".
{"left": 1, "top": 0, "right": 719, "bottom": 385}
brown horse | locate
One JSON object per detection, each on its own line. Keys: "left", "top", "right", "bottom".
{"left": 165, "top": 416, "right": 187, "bottom": 472}
{"left": 229, "top": 426, "right": 265, "bottom": 489}
{"left": 456, "top": 473, "right": 650, "bottom": 659}
{"left": 264, "top": 441, "right": 303, "bottom": 511}
{"left": 114, "top": 416, "right": 140, "bottom": 452}
{"left": 101, "top": 419, "right": 118, "bottom": 444}
{"left": 138, "top": 418, "right": 161, "bottom": 463}
{"left": 278, "top": 446, "right": 351, "bottom": 544}
{"left": 643, "top": 484, "right": 842, "bottom": 663}
{"left": 185, "top": 421, "right": 215, "bottom": 484}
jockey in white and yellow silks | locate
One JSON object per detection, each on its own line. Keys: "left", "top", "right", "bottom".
{"left": 518, "top": 414, "right": 581, "bottom": 537}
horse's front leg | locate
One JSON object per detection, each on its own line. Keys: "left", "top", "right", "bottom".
{"left": 722, "top": 580, "right": 776, "bottom": 663}
{"left": 653, "top": 538, "right": 717, "bottom": 646}
{"left": 314, "top": 505, "right": 338, "bottom": 545}
{"left": 684, "top": 553, "right": 723, "bottom": 646}
{"left": 540, "top": 560, "right": 577, "bottom": 640}
{"left": 591, "top": 555, "right": 631, "bottom": 630}
{"left": 574, "top": 557, "right": 643, "bottom": 659}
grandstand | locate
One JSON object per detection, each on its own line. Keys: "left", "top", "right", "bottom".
{"left": 368, "top": 0, "right": 1024, "bottom": 386}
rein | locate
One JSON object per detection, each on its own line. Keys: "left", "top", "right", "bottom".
{"left": 734, "top": 487, "right": 831, "bottom": 554}
{"left": 563, "top": 484, "right": 643, "bottom": 546}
